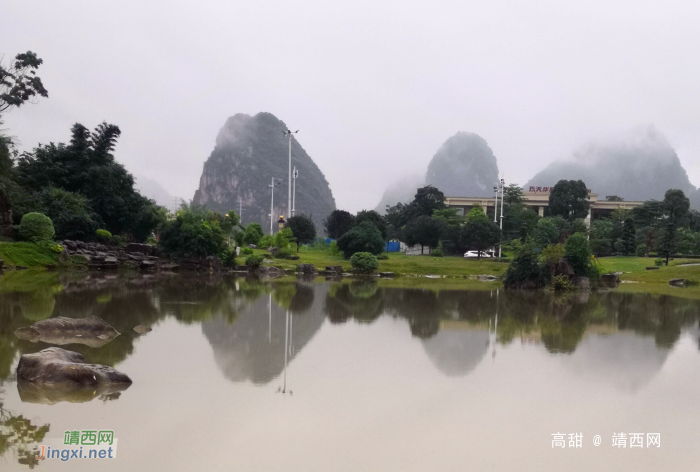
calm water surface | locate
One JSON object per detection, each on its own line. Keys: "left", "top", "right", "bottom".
{"left": 0, "top": 272, "right": 699, "bottom": 471}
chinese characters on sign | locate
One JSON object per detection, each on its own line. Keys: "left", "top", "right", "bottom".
{"left": 64, "top": 430, "right": 114, "bottom": 446}
{"left": 529, "top": 186, "right": 553, "bottom": 192}
{"left": 551, "top": 433, "right": 660, "bottom": 448}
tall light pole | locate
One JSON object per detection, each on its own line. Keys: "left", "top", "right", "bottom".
{"left": 282, "top": 129, "right": 299, "bottom": 219}
{"left": 499, "top": 178, "right": 505, "bottom": 257}
{"left": 292, "top": 167, "right": 298, "bottom": 216}
{"left": 493, "top": 184, "right": 499, "bottom": 222}
{"left": 268, "top": 177, "right": 282, "bottom": 235}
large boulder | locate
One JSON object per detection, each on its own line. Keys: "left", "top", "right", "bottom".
{"left": 14, "top": 316, "right": 120, "bottom": 348}
{"left": 16, "top": 347, "right": 132, "bottom": 386}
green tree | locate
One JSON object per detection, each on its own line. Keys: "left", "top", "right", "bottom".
{"left": 402, "top": 215, "right": 445, "bottom": 254}
{"left": 285, "top": 214, "right": 316, "bottom": 251}
{"left": 242, "top": 223, "right": 264, "bottom": 246}
{"left": 662, "top": 189, "right": 690, "bottom": 224}
{"left": 16, "top": 122, "right": 165, "bottom": 240}
{"left": 564, "top": 233, "right": 596, "bottom": 280}
{"left": 621, "top": 217, "right": 636, "bottom": 255}
{"left": 532, "top": 217, "right": 562, "bottom": 247}
{"left": 658, "top": 223, "right": 676, "bottom": 266}
{"left": 460, "top": 216, "right": 501, "bottom": 259}
{"left": 589, "top": 219, "right": 613, "bottom": 256}
{"left": 0, "top": 51, "right": 48, "bottom": 113}
{"left": 548, "top": 179, "right": 590, "bottom": 221}
{"left": 337, "top": 221, "right": 385, "bottom": 258}
{"left": 504, "top": 184, "right": 524, "bottom": 204}
{"left": 158, "top": 207, "right": 226, "bottom": 259}
{"left": 355, "top": 210, "right": 387, "bottom": 240}
{"left": 38, "top": 187, "right": 101, "bottom": 240}
{"left": 323, "top": 209, "right": 355, "bottom": 239}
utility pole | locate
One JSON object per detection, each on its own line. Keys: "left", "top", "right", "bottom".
{"left": 499, "top": 178, "right": 505, "bottom": 257}
{"left": 292, "top": 167, "right": 298, "bottom": 216}
{"left": 238, "top": 196, "right": 243, "bottom": 225}
{"left": 282, "top": 129, "right": 299, "bottom": 219}
{"left": 493, "top": 183, "right": 499, "bottom": 222}
{"left": 268, "top": 177, "right": 282, "bottom": 235}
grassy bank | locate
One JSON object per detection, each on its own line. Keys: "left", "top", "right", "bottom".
{"left": 257, "top": 248, "right": 508, "bottom": 278}
{"left": 0, "top": 242, "right": 59, "bottom": 268}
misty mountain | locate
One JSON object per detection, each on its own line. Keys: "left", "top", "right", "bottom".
{"left": 193, "top": 112, "right": 336, "bottom": 231}
{"left": 526, "top": 125, "right": 696, "bottom": 201}
{"left": 425, "top": 132, "right": 500, "bottom": 197}
{"left": 374, "top": 174, "right": 425, "bottom": 214}
{"left": 134, "top": 175, "right": 184, "bottom": 211}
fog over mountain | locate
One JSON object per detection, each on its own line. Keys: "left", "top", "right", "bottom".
{"left": 375, "top": 132, "right": 500, "bottom": 212}
{"left": 374, "top": 174, "right": 425, "bottom": 214}
{"left": 134, "top": 175, "right": 184, "bottom": 211}
{"left": 426, "top": 132, "right": 500, "bottom": 197}
{"left": 526, "top": 125, "right": 696, "bottom": 201}
{"left": 193, "top": 113, "right": 336, "bottom": 231}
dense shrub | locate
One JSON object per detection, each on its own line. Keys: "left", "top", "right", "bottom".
{"left": 258, "top": 235, "right": 274, "bottom": 249}
{"left": 241, "top": 246, "right": 253, "bottom": 255}
{"left": 158, "top": 208, "right": 226, "bottom": 259}
{"left": 221, "top": 248, "right": 237, "bottom": 268}
{"left": 328, "top": 240, "right": 341, "bottom": 256}
{"left": 654, "top": 258, "right": 663, "bottom": 267}
{"left": 430, "top": 248, "right": 443, "bottom": 257}
{"left": 242, "top": 223, "right": 264, "bottom": 246}
{"left": 551, "top": 274, "right": 575, "bottom": 291}
{"left": 376, "top": 252, "right": 389, "bottom": 260}
{"left": 350, "top": 252, "right": 379, "bottom": 273}
{"left": 337, "top": 221, "right": 384, "bottom": 258}
{"left": 503, "top": 247, "right": 547, "bottom": 289}
{"left": 274, "top": 248, "right": 294, "bottom": 259}
{"left": 565, "top": 233, "right": 598, "bottom": 281}
{"left": 19, "top": 212, "right": 55, "bottom": 242}
{"left": 39, "top": 187, "right": 101, "bottom": 241}
{"left": 96, "top": 229, "right": 112, "bottom": 242}
{"left": 111, "top": 235, "right": 126, "bottom": 247}
{"left": 245, "top": 254, "right": 264, "bottom": 268}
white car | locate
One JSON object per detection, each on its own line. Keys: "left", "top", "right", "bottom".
{"left": 464, "top": 250, "right": 493, "bottom": 258}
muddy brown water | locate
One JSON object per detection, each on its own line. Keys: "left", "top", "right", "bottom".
{"left": 0, "top": 273, "right": 699, "bottom": 471}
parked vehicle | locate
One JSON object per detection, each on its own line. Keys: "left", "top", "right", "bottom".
{"left": 464, "top": 250, "right": 493, "bottom": 258}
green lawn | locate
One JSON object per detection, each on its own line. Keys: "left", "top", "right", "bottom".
{"left": 0, "top": 242, "right": 58, "bottom": 268}
{"left": 257, "top": 248, "right": 508, "bottom": 277}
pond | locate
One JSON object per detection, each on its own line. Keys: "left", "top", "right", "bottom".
{"left": 0, "top": 272, "right": 699, "bottom": 471}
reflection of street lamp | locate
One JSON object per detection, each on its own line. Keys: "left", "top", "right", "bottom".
{"left": 268, "top": 178, "right": 282, "bottom": 235}
{"left": 277, "top": 309, "right": 293, "bottom": 395}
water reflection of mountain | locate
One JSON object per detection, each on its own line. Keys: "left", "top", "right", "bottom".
{"left": 559, "top": 332, "right": 669, "bottom": 393}
{"left": 202, "top": 283, "right": 326, "bottom": 384}
{"left": 421, "top": 328, "right": 489, "bottom": 376}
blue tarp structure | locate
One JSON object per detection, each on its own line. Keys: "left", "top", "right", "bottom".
{"left": 385, "top": 241, "right": 400, "bottom": 252}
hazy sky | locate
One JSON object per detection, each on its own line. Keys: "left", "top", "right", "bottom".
{"left": 3, "top": 0, "right": 700, "bottom": 212}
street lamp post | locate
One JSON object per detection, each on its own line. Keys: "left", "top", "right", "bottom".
{"left": 268, "top": 177, "right": 282, "bottom": 235}
{"left": 292, "top": 167, "right": 298, "bottom": 216}
{"left": 499, "top": 178, "right": 505, "bottom": 257}
{"left": 283, "top": 129, "right": 299, "bottom": 219}
{"left": 493, "top": 184, "right": 499, "bottom": 222}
